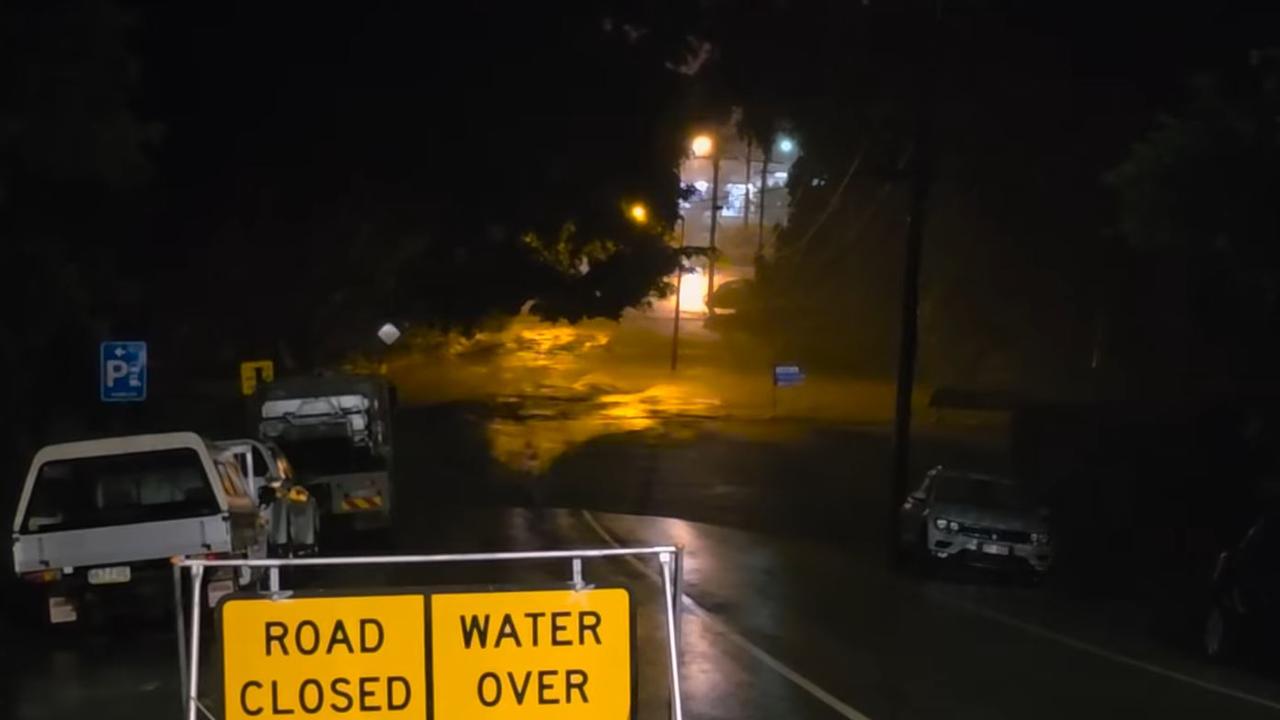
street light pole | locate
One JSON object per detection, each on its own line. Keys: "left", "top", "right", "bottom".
{"left": 689, "top": 133, "right": 720, "bottom": 314}
{"left": 707, "top": 151, "right": 720, "bottom": 314}
{"left": 758, "top": 142, "right": 770, "bottom": 257}
{"left": 670, "top": 216, "right": 686, "bottom": 372}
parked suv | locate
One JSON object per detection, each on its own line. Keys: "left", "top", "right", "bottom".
{"left": 1204, "top": 512, "right": 1280, "bottom": 660}
{"left": 900, "top": 466, "right": 1053, "bottom": 577}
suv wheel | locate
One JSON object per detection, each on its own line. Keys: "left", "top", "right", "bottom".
{"left": 916, "top": 529, "right": 939, "bottom": 576}
{"left": 1204, "top": 602, "right": 1238, "bottom": 660}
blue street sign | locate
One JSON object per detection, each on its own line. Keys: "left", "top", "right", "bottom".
{"left": 100, "top": 341, "right": 147, "bottom": 402}
{"left": 773, "top": 363, "right": 805, "bottom": 387}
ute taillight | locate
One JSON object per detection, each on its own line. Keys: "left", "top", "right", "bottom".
{"left": 192, "top": 551, "right": 231, "bottom": 560}
{"left": 23, "top": 568, "right": 62, "bottom": 584}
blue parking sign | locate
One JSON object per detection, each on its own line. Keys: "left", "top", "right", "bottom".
{"left": 100, "top": 341, "right": 147, "bottom": 402}
{"left": 773, "top": 364, "right": 805, "bottom": 387}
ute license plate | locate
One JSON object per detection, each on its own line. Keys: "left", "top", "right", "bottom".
{"left": 48, "top": 597, "right": 77, "bottom": 624}
{"left": 981, "top": 543, "right": 1011, "bottom": 556}
{"left": 207, "top": 579, "right": 235, "bottom": 608}
{"left": 87, "top": 566, "right": 131, "bottom": 585}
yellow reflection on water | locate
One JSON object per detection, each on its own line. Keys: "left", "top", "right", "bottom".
{"left": 678, "top": 269, "right": 709, "bottom": 314}
{"left": 598, "top": 385, "right": 721, "bottom": 424}
{"left": 506, "top": 324, "right": 611, "bottom": 368}
{"left": 488, "top": 382, "right": 721, "bottom": 473}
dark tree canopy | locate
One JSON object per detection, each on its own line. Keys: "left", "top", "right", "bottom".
{"left": 1, "top": 0, "right": 158, "bottom": 445}
{"left": 1105, "top": 69, "right": 1280, "bottom": 382}
{"left": 136, "top": 3, "right": 690, "bottom": 366}
{"left": 0, "top": 0, "right": 709, "bottom": 470}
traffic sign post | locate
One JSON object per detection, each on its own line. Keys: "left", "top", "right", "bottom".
{"left": 100, "top": 341, "right": 147, "bottom": 402}
{"left": 772, "top": 363, "right": 805, "bottom": 387}
{"left": 772, "top": 363, "right": 804, "bottom": 416}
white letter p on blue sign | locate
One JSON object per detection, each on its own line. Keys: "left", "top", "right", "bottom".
{"left": 104, "top": 360, "right": 129, "bottom": 386}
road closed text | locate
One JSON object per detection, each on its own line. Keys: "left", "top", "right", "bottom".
{"left": 431, "top": 588, "right": 633, "bottom": 719}
{"left": 221, "top": 595, "right": 426, "bottom": 720}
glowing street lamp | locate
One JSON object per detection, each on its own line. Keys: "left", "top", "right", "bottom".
{"left": 628, "top": 202, "right": 649, "bottom": 225}
{"left": 777, "top": 135, "right": 796, "bottom": 153}
{"left": 690, "top": 134, "right": 714, "bottom": 158}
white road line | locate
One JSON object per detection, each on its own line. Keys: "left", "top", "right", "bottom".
{"left": 581, "top": 510, "right": 873, "bottom": 720}
{"left": 944, "top": 597, "right": 1280, "bottom": 713}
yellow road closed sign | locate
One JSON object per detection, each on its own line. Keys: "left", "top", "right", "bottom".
{"left": 430, "top": 588, "right": 633, "bottom": 719}
{"left": 221, "top": 594, "right": 426, "bottom": 720}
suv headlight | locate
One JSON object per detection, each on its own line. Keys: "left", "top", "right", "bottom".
{"left": 1031, "top": 532, "right": 1051, "bottom": 545}
{"left": 933, "top": 518, "right": 959, "bottom": 533}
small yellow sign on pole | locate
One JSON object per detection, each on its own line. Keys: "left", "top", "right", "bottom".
{"left": 239, "top": 360, "right": 275, "bottom": 397}
{"left": 221, "top": 594, "right": 426, "bottom": 720}
{"left": 430, "top": 588, "right": 633, "bottom": 719}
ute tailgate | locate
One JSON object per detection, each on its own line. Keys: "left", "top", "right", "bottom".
{"left": 13, "top": 515, "right": 231, "bottom": 573}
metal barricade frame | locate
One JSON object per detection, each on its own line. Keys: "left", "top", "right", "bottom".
{"left": 172, "top": 546, "right": 685, "bottom": 720}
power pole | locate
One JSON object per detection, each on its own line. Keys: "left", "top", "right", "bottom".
{"left": 743, "top": 137, "right": 753, "bottom": 228}
{"left": 889, "top": 0, "right": 942, "bottom": 565}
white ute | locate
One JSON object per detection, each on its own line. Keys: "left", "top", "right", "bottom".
{"left": 11, "top": 432, "right": 267, "bottom": 625}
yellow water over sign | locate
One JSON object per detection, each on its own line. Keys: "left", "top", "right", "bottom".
{"left": 430, "top": 588, "right": 633, "bottom": 719}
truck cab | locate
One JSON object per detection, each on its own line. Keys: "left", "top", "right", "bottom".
{"left": 253, "top": 375, "right": 395, "bottom": 532}
{"left": 11, "top": 432, "right": 266, "bottom": 625}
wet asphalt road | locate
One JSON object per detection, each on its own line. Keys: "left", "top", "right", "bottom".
{"left": 0, "top": 506, "right": 829, "bottom": 720}
{"left": 5, "top": 403, "right": 1280, "bottom": 718}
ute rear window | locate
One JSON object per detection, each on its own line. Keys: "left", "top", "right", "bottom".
{"left": 21, "top": 448, "right": 220, "bottom": 534}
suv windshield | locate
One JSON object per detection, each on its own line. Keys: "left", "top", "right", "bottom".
{"left": 20, "top": 448, "right": 219, "bottom": 533}
{"left": 934, "top": 475, "right": 1031, "bottom": 511}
